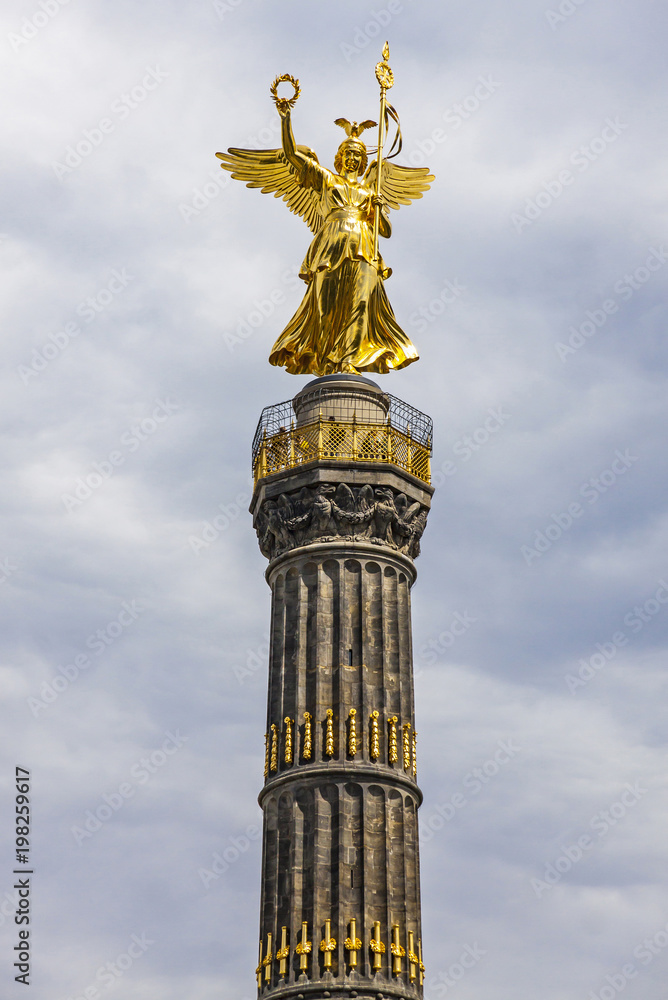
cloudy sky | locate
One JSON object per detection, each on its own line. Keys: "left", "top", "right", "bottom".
{"left": 1, "top": 1, "right": 668, "bottom": 998}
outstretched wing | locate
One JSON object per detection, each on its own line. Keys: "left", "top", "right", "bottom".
{"left": 334, "top": 482, "right": 355, "bottom": 511}
{"left": 334, "top": 118, "right": 353, "bottom": 136}
{"left": 363, "top": 158, "right": 434, "bottom": 210}
{"left": 215, "top": 146, "right": 324, "bottom": 234}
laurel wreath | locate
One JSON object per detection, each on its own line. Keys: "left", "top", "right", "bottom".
{"left": 270, "top": 73, "right": 301, "bottom": 111}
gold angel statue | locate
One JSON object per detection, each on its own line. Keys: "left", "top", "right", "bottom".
{"left": 216, "top": 47, "right": 434, "bottom": 376}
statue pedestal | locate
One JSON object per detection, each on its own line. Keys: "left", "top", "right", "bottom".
{"left": 251, "top": 378, "right": 432, "bottom": 996}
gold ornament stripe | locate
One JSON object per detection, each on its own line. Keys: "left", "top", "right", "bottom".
{"left": 269, "top": 724, "right": 278, "bottom": 772}
{"left": 370, "top": 709, "right": 380, "bottom": 759}
{"left": 263, "top": 711, "right": 419, "bottom": 773}
{"left": 325, "top": 709, "right": 335, "bottom": 757}
{"left": 348, "top": 708, "right": 358, "bottom": 756}
{"left": 388, "top": 716, "right": 398, "bottom": 763}
{"left": 256, "top": 919, "right": 422, "bottom": 985}
{"left": 283, "top": 716, "right": 293, "bottom": 765}
{"left": 302, "top": 711, "right": 312, "bottom": 760}
{"left": 402, "top": 721, "right": 411, "bottom": 770}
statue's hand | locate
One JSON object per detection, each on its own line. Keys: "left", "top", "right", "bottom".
{"left": 270, "top": 74, "right": 300, "bottom": 117}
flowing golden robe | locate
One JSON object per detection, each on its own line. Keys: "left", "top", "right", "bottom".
{"left": 269, "top": 159, "right": 418, "bottom": 375}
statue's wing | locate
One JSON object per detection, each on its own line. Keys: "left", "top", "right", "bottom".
{"left": 215, "top": 146, "right": 324, "bottom": 234}
{"left": 364, "top": 159, "right": 434, "bottom": 210}
{"left": 334, "top": 118, "right": 352, "bottom": 136}
{"left": 277, "top": 493, "right": 294, "bottom": 517}
{"left": 394, "top": 493, "right": 408, "bottom": 516}
{"left": 334, "top": 482, "right": 355, "bottom": 511}
{"left": 358, "top": 484, "right": 375, "bottom": 511}
{"left": 403, "top": 501, "right": 422, "bottom": 524}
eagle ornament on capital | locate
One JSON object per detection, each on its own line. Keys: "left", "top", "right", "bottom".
{"left": 216, "top": 43, "right": 434, "bottom": 376}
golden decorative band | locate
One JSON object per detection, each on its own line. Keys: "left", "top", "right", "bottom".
{"left": 402, "top": 721, "right": 411, "bottom": 770}
{"left": 264, "top": 709, "right": 420, "bottom": 771}
{"left": 348, "top": 708, "right": 358, "bottom": 756}
{"left": 256, "top": 918, "right": 422, "bottom": 984}
{"left": 269, "top": 724, "right": 278, "bottom": 772}
{"left": 283, "top": 716, "right": 293, "bottom": 765}
{"left": 388, "top": 716, "right": 398, "bottom": 763}
{"left": 302, "top": 711, "right": 312, "bottom": 760}
{"left": 254, "top": 416, "right": 431, "bottom": 485}
{"left": 325, "top": 709, "right": 335, "bottom": 757}
{"left": 370, "top": 710, "right": 381, "bottom": 759}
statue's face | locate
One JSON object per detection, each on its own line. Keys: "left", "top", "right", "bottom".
{"left": 342, "top": 147, "right": 363, "bottom": 175}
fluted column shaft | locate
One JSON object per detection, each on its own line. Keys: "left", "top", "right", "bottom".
{"left": 250, "top": 378, "right": 432, "bottom": 999}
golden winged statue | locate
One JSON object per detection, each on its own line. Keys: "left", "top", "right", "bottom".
{"left": 216, "top": 53, "right": 434, "bottom": 376}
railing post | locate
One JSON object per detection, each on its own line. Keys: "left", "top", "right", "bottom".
{"left": 289, "top": 419, "right": 295, "bottom": 467}
{"left": 317, "top": 408, "right": 323, "bottom": 460}
{"left": 352, "top": 413, "right": 357, "bottom": 461}
{"left": 387, "top": 417, "right": 393, "bottom": 464}
{"left": 406, "top": 422, "right": 412, "bottom": 474}
{"left": 259, "top": 429, "right": 268, "bottom": 480}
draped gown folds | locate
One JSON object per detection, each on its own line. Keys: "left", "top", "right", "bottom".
{"left": 269, "top": 159, "right": 415, "bottom": 375}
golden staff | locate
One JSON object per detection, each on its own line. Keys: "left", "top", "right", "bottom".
{"left": 372, "top": 41, "right": 394, "bottom": 265}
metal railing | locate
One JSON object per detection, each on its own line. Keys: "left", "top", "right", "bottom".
{"left": 252, "top": 414, "right": 432, "bottom": 484}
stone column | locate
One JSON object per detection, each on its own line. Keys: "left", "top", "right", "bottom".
{"left": 251, "top": 375, "right": 432, "bottom": 999}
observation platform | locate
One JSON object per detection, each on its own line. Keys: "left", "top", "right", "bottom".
{"left": 252, "top": 374, "right": 433, "bottom": 485}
